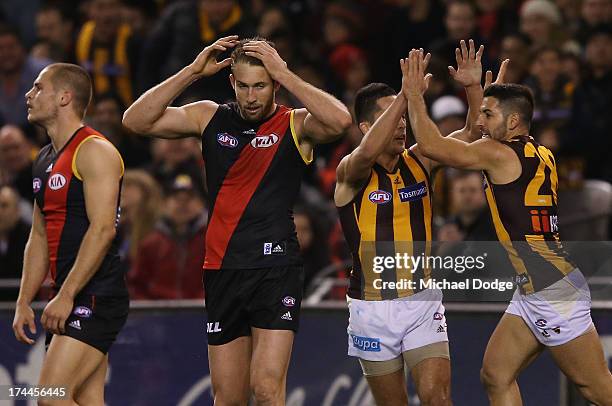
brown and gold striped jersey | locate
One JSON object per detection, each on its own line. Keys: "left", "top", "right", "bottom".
{"left": 484, "top": 135, "right": 575, "bottom": 294}
{"left": 338, "top": 149, "right": 433, "bottom": 300}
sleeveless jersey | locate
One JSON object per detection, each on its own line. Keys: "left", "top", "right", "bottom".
{"left": 202, "top": 103, "right": 312, "bottom": 270}
{"left": 337, "top": 150, "right": 433, "bottom": 300}
{"left": 483, "top": 135, "right": 575, "bottom": 294}
{"left": 32, "top": 126, "right": 126, "bottom": 296}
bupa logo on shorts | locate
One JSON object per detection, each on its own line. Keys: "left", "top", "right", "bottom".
{"left": 73, "top": 306, "right": 93, "bottom": 318}
{"left": 350, "top": 335, "right": 381, "bottom": 352}
{"left": 433, "top": 312, "right": 443, "bottom": 321}
{"left": 251, "top": 134, "right": 279, "bottom": 148}
{"left": 207, "top": 322, "right": 222, "bottom": 333}
{"left": 398, "top": 181, "right": 428, "bottom": 203}
{"left": 282, "top": 296, "right": 296, "bottom": 307}
{"left": 33, "top": 178, "right": 42, "bottom": 193}
{"left": 217, "top": 132, "right": 238, "bottom": 148}
{"left": 368, "top": 190, "right": 392, "bottom": 205}
{"left": 48, "top": 173, "right": 67, "bottom": 190}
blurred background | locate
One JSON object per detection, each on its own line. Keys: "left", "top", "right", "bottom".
{"left": 0, "top": 1, "right": 611, "bottom": 404}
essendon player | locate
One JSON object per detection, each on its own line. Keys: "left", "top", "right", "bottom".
{"left": 12, "top": 63, "right": 127, "bottom": 404}
{"left": 403, "top": 50, "right": 612, "bottom": 405}
{"left": 122, "top": 36, "right": 351, "bottom": 404}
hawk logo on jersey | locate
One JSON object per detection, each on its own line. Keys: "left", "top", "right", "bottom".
{"left": 217, "top": 133, "right": 238, "bottom": 148}
{"left": 250, "top": 134, "right": 279, "bottom": 148}
{"left": 33, "top": 178, "right": 42, "bottom": 193}
{"left": 48, "top": 173, "right": 67, "bottom": 190}
{"left": 398, "top": 181, "right": 428, "bottom": 202}
{"left": 369, "top": 190, "right": 392, "bottom": 204}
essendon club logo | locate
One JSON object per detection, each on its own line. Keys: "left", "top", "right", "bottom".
{"left": 250, "top": 134, "right": 279, "bottom": 148}
{"left": 530, "top": 209, "right": 558, "bottom": 233}
{"left": 48, "top": 173, "right": 67, "bottom": 190}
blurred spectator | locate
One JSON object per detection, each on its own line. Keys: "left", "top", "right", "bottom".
{"left": 257, "top": 6, "right": 289, "bottom": 38}
{"left": 520, "top": 0, "right": 566, "bottom": 48}
{"left": 0, "top": 185, "right": 30, "bottom": 301}
{"left": 499, "top": 32, "right": 531, "bottom": 84}
{"left": 576, "top": 0, "right": 612, "bottom": 45}
{"left": 90, "top": 93, "right": 151, "bottom": 167}
{"left": 121, "top": 0, "right": 158, "bottom": 37}
{"left": 475, "top": 0, "right": 519, "bottom": 55}
{"left": 431, "top": 0, "right": 486, "bottom": 71}
{"left": 438, "top": 170, "right": 497, "bottom": 241}
{"left": 149, "top": 138, "right": 206, "bottom": 198}
{"left": 329, "top": 44, "right": 371, "bottom": 105}
{"left": 567, "top": 26, "right": 612, "bottom": 181}
{"left": 524, "top": 46, "right": 574, "bottom": 130}
{"left": 34, "top": 4, "right": 75, "bottom": 63}
{"left": 0, "top": 25, "right": 49, "bottom": 128}
{"left": 430, "top": 96, "right": 468, "bottom": 217}
{"left": 0, "top": 0, "right": 41, "bottom": 48}
{"left": 377, "top": 0, "right": 446, "bottom": 90}
{"left": 0, "top": 124, "right": 35, "bottom": 203}
{"left": 424, "top": 56, "right": 456, "bottom": 105}
{"left": 117, "top": 169, "right": 162, "bottom": 273}
{"left": 561, "top": 51, "right": 586, "bottom": 85}
{"left": 141, "top": 0, "right": 254, "bottom": 103}
{"left": 75, "top": 0, "right": 142, "bottom": 108}
{"left": 431, "top": 95, "right": 466, "bottom": 137}
{"left": 294, "top": 205, "right": 331, "bottom": 291}
{"left": 129, "top": 174, "right": 206, "bottom": 299}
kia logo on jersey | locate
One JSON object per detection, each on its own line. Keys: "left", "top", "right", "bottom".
{"left": 217, "top": 133, "right": 238, "bottom": 148}
{"left": 368, "top": 190, "right": 392, "bottom": 204}
{"left": 250, "top": 134, "right": 279, "bottom": 148}
{"left": 48, "top": 173, "right": 67, "bottom": 190}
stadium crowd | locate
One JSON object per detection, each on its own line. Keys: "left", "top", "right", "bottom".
{"left": 0, "top": 0, "right": 611, "bottom": 301}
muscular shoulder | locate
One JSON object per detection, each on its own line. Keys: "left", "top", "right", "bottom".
{"left": 76, "top": 138, "right": 123, "bottom": 179}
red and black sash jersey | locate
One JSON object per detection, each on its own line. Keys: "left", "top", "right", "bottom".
{"left": 483, "top": 135, "right": 575, "bottom": 294}
{"left": 202, "top": 103, "right": 312, "bottom": 270}
{"left": 337, "top": 150, "right": 433, "bottom": 300}
{"left": 32, "top": 126, "right": 127, "bottom": 296}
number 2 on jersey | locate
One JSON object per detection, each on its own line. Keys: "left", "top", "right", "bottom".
{"left": 524, "top": 142, "right": 557, "bottom": 207}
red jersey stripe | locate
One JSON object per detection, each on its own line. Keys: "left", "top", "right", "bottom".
{"left": 204, "top": 108, "right": 291, "bottom": 269}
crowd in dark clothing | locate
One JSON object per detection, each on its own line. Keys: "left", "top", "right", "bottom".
{"left": 1, "top": 0, "right": 611, "bottom": 300}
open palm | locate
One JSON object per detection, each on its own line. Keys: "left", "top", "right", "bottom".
{"left": 449, "top": 39, "right": 483, "bottom": 88}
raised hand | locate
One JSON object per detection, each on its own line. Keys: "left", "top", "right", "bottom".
{"left": 485, "top": 58, "right": 510, "bottom": 89}
{"left": 189, "top": 35, "right": 239, "bottom": 78}
{"left": 402, "top": 49, "right": 432, "bottom": 99}
{"left": 241, "top": 40, "right": 289, "bottom": 81}
{"left": 448, "top": 39, "right": 484, "bottom": 88}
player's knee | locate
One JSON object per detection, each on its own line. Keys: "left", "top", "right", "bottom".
{"left": 417, "top": 382, "right": 451, "bottom": 406}
{"left": 250, "top": 377, "right": 283, "bottom": 404}
{"left": 480, "top": 364, "right": 512, "bottom": 392}
{"left": 576, "top": 376, "right": 612, "bottom": 406}
{"left": 211, "top": 383, "right": 249, "bottom": 406}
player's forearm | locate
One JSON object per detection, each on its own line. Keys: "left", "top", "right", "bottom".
{"left": 277, "top": 70, "right": 352, "bottom": 135}
{"left": 123, "top": 66, "right": 200, "bottom": 134}
{"left": 407, "top": 93, "right": 447, "bottom": 159}
{"left": 359, "top": 93, "right": 407, "bottom": 161}
{"left": 464, "top": 84, "right": 483, "bottom": 140}
{"left": 16, "top": 234, "right": 49, "bottom": 305}
{"left": 57, "top": 223, "right": 116, "bottom": 299}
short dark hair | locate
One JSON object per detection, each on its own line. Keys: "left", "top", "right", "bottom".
{"left": 353, "top": 83, "right": 396, "bottom": 125}
{"left": 47, "top": 63, "right": 93, "bottom": 118}
{"left": 483, "top": 83, "right": 535, "bottom": 128}
{"left": 532, "top": 45, "right": 561, "bottom": 61}
{"left": 231, "top": 36, "right": 275, "bottom": 69}
{"left": 0, "top": 24, "right": 22, "bottom": 43}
